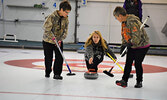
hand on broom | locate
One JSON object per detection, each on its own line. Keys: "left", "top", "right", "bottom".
{"left": 120, "top": 42, "right": 132, "bottom": 57}
{"left": 52, "top": 37, "right": 61, "bottom": 47}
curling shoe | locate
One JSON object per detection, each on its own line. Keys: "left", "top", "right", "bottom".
{"left": 45, "top": 71, "right": 52, "bottom": 78}
{"left": 53, "top": 75, "right": 63, "bottom": 80}
{"left": 45, "top": 71, "right": 51, "bottom": 78}
{"left": 116, "top": 80, "right": 127, "bottom": 88}
{"left": 45, "top": 74, "right": 50, "bottom": 78}
{"left": 134, "top": 82, "right": 142, "bottom": 88}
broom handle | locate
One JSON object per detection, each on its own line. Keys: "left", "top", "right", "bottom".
{"left": 107, "top": 53, "right": 124, "bottom": 71}
{"left": 140, "top": 16, "right": 150, "bottom": 30}
{"left": 52, "top": 37, "right": 72, "bottom": 73}
{"left": 108, "top": 47, "right": 127, "bottom": 72}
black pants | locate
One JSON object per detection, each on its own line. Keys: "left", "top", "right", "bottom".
{"left": 122, "top": 47, "right": 149, "bottom": 83}
{"left": 85, "top": 55, "right": 103, "bottom": 72}
{"left": 42, "top": 41, "right": 63, "bottom": 76}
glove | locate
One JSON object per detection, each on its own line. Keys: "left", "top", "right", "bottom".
{"left": 126, "top": 42, "right": 132, "bottom": 49}
{"left": 120, "top": 42, "right": 132, "bottom": 57}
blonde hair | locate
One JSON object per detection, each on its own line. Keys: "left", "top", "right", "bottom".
{"left": 84, "top": 31, "right": 108, "bottom": 50}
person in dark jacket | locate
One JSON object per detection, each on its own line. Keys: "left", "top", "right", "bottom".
{"left": 123, "top": 0, "right": 142, "bottom": 21}
{"left": 84, "top": 31, "right": 117, "bottom": 73}
{"left": 123, "top": 0, "right": 149, "bottom": 27}
{"left": 113, "top": 6, "right": 150, "bottom": 88}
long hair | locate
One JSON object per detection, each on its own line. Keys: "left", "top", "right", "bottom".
{"left": 84, "top": 31, "right": 108, "bottom": 50}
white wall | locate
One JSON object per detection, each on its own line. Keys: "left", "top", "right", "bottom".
{"left": 0, "top": 0, "right": 167, "bottom": 45}
{"left": 88, "top": 0, "right": 167, "bottom": 4}
{"left": 0, "top": 0, "right": 75, "bottom": 43}
{"left": 77, "top": 1, "right": 167, "bottom": 45}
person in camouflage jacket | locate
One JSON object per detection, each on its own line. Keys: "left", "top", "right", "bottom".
{"left": 42, "top": 1, "right": 71, "bottom": 80}
{"left": 84, "top": 31, "right": 117, "bottom": 72}
{"left": 113, "top": 6, "right": 150, "bottom": 88}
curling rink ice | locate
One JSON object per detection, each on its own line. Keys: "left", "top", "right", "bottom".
{"left": 0, "top": 48, "right": 167, "bottom": 100}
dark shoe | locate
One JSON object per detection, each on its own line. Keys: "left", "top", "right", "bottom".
{"left": 45, "top": 74, "right": 50, "bottom": 78}
{"left": 45, "top": 71, "right": 51, "bottom": 78}
{"left": 116, "top": 80, "right": 127, "bottom": 88}
{"left": 53, "top": 75, "right": 63, "bottom": 80}
{"left": 134, "top": 82, "right": 142, "bottom": 88}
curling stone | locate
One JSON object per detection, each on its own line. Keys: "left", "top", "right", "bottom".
{"left": 84, "top": 71, "right": 98, "bottom": 79}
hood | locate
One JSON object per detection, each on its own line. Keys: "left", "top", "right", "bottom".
{"left": 52, "top": 10, "right": 61, "bottom": 18}
{"left": 126, "top": 14, "right": 141, "bottom": 27}
{"left": 52, "top": 10, "right": 68, "bottom": 19}
{"left": 127, "top": 14, "right": 140, "bottom": 22}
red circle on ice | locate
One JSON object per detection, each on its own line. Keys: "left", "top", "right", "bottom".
{"left": 4, "top": 59, "right": 167, "bottom": 73}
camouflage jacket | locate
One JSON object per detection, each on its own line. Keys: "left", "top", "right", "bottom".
{"left": 43, "top": 10, "right": 69, "bottom": 44}
{"left": 121, "top": 14, "right": 150, "bottom": 48}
